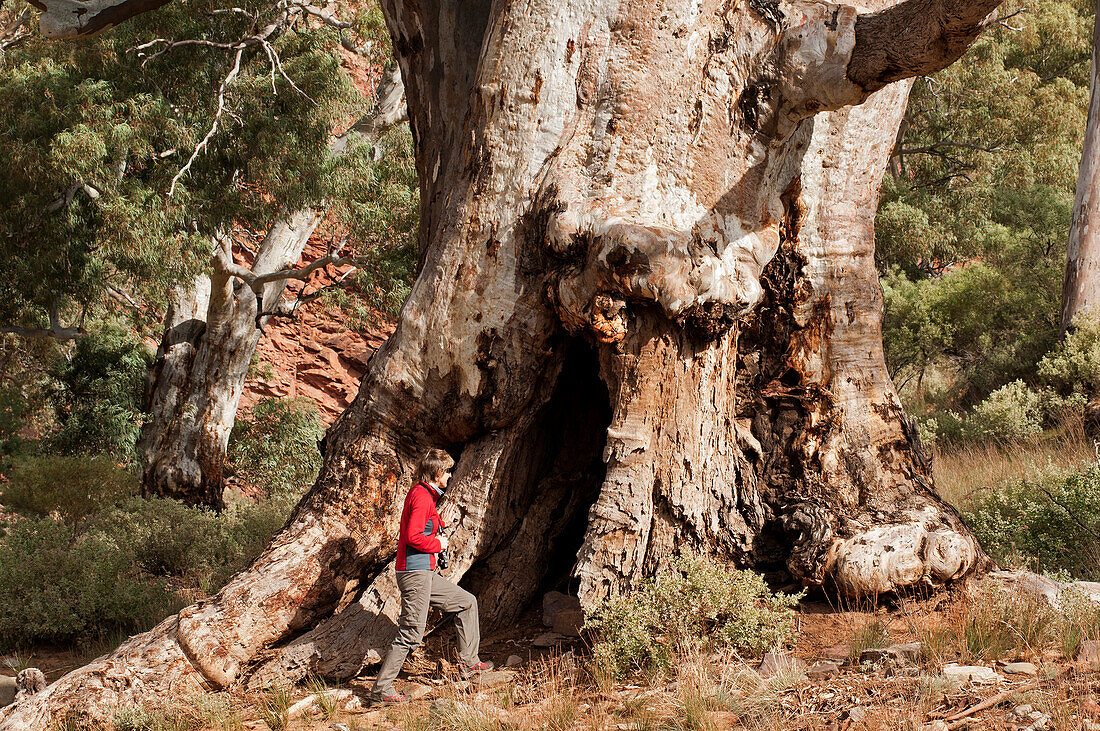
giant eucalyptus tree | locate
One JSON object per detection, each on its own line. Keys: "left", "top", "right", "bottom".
{"left": 2, "top": 0, "right": 1005, "bottom": 724}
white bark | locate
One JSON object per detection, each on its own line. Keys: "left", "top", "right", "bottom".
{"left": 139, "top": 67, "right": 407, "bottom": 507}
{"left": 0, "top": 0, "right": 1004, "bottom": 722}
{"left": 1062, "top": 9, "right": 1100, "bottom": 332}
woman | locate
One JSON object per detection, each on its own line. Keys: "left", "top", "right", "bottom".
{"left": 371, "top": 448, "right": 493, "bottom": 703}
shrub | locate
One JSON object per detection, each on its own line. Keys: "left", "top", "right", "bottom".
{"left": 95, "top": 495, "right": 293, "bottom": 593}
{"left": 228, "top": 397, "right": 324, "bottom": 501}
{"left": 963, "top": 464, "right": 1100, "bottom": 580}
{"left": 586, "top": 555, "right": 801, "bottom": 679}
{"left": 45, "top": 329, "right": 151, "bottom": 460}
{"left": 1, "top": 454, "right": 137, "bottom": 523}
{"left": 0, "top": 516, "right": 180, "bottom": 649}
{"left": 966, "top": 380, "right": 1043, "bottom": 441}
{"left": 1038, "top": 310, "right": 1100, "bottom": 399}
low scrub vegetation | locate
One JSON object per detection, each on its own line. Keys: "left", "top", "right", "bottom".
{"left": 585, "top": 555, "right": 802, "bottom": 679}
{"left": 962, "top": 464, "right": 1100, "bottom": 580}
{"left": 0, "top": 392, "right": 321, "bottom": 652}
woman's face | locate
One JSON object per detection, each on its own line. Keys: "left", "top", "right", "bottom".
{"left": 436, "top": 467, "right": 453, "bottom": 489}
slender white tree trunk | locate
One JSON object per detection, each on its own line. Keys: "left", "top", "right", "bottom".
{"left": 139, "top": 214, "right": 321, "bottom": 508}
{"left": 1062, "top": 8, "right": 1100, "bottom": 332}
{"left": 138, "top": 67, "right": 407, "bottom": 508}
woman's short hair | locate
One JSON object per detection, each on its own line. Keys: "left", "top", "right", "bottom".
{"left": 415, "top": 448, "right": 455, "bottom": 484}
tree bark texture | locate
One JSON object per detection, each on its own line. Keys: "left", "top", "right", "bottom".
{"left": 139, "top": 212, "right": 321, "bottom": 509}
{"left": 0, "top": 0, "right": 999, "bottom": 724}
{"left": 138, "top": 68, "right": 407, "bottom": 508}
{"left": 1062, "top": 8, "right": 1100, "bottom": 333}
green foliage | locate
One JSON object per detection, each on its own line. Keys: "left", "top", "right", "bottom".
{"left": 44, "top": 328, "right": 151, "bottom": 459}
{"left": 0, "top": 516, "right": 181, "bottom": 649}
{"left": 0, "top": 1, "right": 364, "bottom": 334}
{"left": 228, "top": 397, "right": 324, "bottom": 501}
{"left": 1, "top": 454, "right": 137, "bottom": 523}
{"left": 881, "top": 257, "right": 1060, "bottom": 409}
{"left": 1038, "top": 311, "right": 1100, "bottom": 401}
{"left": 96, "top": 496, "right": 291, "bottom": 593}
{"left": 330, "top": 126, "right": 419, "bottom": 315}
{"left": 877, "top": 0, "right": 1088, "bottom": 277}
{"left": 0, "top": 493, "right": 293, "bottom": 651}
{"left": 963, "top": 464, "right": 1100, "bottom": 579}
{"left": 586, "top": 556, "right": 801, "bottom": 679}
{"left": 879, "top": 0, "right": 1091, "bottom": 413}
{"left": 966, "top": 380, "right": 1044, "bottom": 441}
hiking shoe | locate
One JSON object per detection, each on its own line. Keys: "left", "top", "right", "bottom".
{"left": 458, "top": 660, "right": 494, "bottom": 678}
{"left": 371, "top": 692, "right": 408, "bottom": 705}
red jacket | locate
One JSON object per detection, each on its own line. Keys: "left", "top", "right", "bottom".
{"left": 395, "top": 481, "right": 446, "bottom": 571}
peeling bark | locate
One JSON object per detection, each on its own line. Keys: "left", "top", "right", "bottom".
{"left": 139, "top": 69, "right": 407, "bottom": 508}
{"left": 139, "top": 213, "right": 321, "bottom": 509}
{"left": 0, "top": 0, "right": 1005, "bottom": 723}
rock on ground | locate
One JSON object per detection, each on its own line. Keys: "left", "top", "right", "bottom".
{"left": 941, "top": 664, "right": 1001, "bottom": 685}
{"left": 1003, "top": 662, "right": 1038, "bottom": 676}
{"left": 758, "top": 652, "right": 806, "bottom": 678}
{"left": 0, "top": 677, "right": 13, "bottom": 708}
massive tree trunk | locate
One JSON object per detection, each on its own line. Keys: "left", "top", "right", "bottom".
{"left": 1062, "top": 7, "right": 1100, "bottom": 333}
{"left": 138, "top": 67, "right": 407, "bottom": 508}
{"left": 1, "top": 0, "right": 1001, "bottom": 725}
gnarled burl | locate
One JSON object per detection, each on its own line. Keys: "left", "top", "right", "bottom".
{"left": 4, "top": 0, "right": 1000, "bottom": 724}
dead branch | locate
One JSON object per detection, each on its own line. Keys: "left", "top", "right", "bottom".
{"left": 168, "top": 47, "right": 244, "bottom": 196}
{"left": 942, "top": 682, "right": 1037, "bottom": 727}
{"left": 0, "top": 306, "right": 85, "bottom": 340}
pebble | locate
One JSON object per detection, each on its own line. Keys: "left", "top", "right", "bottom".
{"left": 1078, "top": 640, "right": 1100, "bottom": 663}
{"left": 473, "top": 670, "right": 516, "bottom": 687}
{"left": 1014, "top": 704, "right": 1034, "bottom": 716}
{"left": 533, "top": 632, "right": 567, "bottom": 648}
{"left": 806, "top": 660, "right": 842, "bottom": 680}
{"left": 505, "top": 654, "right": 523, "bottom": 667}
{"left": 405, "top": 683, "right": 432, "bottom": 700}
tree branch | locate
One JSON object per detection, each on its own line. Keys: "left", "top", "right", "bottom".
{"left": 27, "top": 0, "right": 172, "bottom": 38}
{"left": 169, "top": 46, "right": 244, "bottom": 196}
{"left": 847, "top": 0, "right": 1006, "bottom": 93}
{"left": 0, "top": 306, "right": 85, "bottom": 340}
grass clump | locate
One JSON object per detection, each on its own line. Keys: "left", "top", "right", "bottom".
{"left": 586, "top": 555, "right": 801, "bottom": 679}
{"left": 847, "top": 616, "right": 891, "bottom": 665}
{"left": 258, "top": 685, "right": 292, "bottom": 731}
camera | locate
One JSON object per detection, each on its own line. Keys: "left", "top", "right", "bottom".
{"left": 437, "top": 526, "right": 449, "bottom": 570}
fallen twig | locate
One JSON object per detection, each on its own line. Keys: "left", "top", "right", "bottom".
{"left": 942, "top": 681, "right": 1038, "bottom": 726}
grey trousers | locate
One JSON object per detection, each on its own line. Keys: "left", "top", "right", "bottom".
{"left": 371, "top": 570, "right": 481, "bottom": 697}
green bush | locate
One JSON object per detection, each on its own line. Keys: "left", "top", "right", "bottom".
{"left": 586, "top": 556, "right": 801, "bottom": 679}
{"left": 228, "top": 397, "right": 324, "bottom": 501}
{"left": 966, "top": 380, "right": 1043, "bottom": 441}
{"left": 0, "top": 516, "right": 180, "bottom": 649}
{"left": 0, "top": 489, "right": 293, "bottom": 650}
{"left": 96, "top": 495, "right": 292, "bottom": 593}
{"left": 963, "top": 464, "right": 1100, "bottom": 580}
{"left": 1038, "top": 310, "right": 1100, "bottom": 407}
{"left": 45, "top": 329, "right": 151, "bottom": 461}
{"left": 1, "top": 454, "right": 137, "bottom": 523}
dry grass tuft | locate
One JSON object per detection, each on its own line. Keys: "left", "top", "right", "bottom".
{"left": 932, "top": 419, "right": 1093, "bottom": 508}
